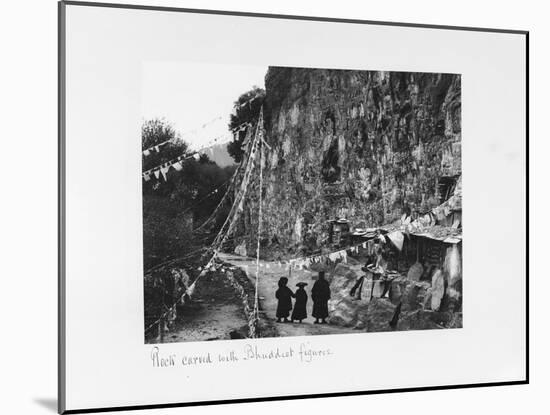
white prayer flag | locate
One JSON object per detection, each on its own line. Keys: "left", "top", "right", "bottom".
{"left": 387, "top": 231, "right": 405, "bottom": 251}
{"left": 187, "top": 282, "right": 196, "bottom": 297}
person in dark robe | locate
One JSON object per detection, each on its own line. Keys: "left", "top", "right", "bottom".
{"left": 389, "top": 301, "right": 402, "bottom": 330}
{"left": 275, "top": 277, "right": 294, "bottom": 323}
{"left": 291, "top": 282, "right": 308, "bottom": 323}
{"left": 312, "top": 271, "right": 331, "bottom": 324}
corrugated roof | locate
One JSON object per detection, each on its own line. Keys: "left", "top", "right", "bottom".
{"left": 375, "top": 176, "right": 462, "bottom": 243}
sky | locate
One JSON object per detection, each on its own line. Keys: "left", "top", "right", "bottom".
{"left": 140, "top": 62, "right": 268, "bottom": 150}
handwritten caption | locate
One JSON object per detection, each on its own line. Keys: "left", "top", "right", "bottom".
{"left": 150, "top": 342, "right": 333, "bottom": 368}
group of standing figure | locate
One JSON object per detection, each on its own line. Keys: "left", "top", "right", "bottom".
{"left": 275, "top": 271, "right": 331, "bottom": 324}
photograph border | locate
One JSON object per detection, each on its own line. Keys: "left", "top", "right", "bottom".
{"left": 58, "top": 1, "right": 529, "bottom": 413}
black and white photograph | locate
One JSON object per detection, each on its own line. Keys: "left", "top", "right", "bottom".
{"left": 52, "top": 2, "right": 529, "bottom": 412}
{"left": 142, "top": 64, "right": 463, "bottom": 344}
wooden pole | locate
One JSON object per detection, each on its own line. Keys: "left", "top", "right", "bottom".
{"left": 159, "top": 317, "right": 164, "bottom": 343}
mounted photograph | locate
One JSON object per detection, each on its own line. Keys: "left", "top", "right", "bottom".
{"left": 141, "top": 64, "right": 463, "bottom": 344}
{"left": 59, "top": 2, "right": 528, "bottom": 412}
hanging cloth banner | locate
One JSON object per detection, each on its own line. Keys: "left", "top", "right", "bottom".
{"left": 172, "top": 161, "right": 183, "bottom": 171}
{"left": 141, "top": 122, "right": 252, "bottom": 180}
{"left": 387, "top": 231, "right": 405, "bottom": 251}
{"left": 187, "top": 281, "right": 196, "bottom": 297}
{"left": 160, "top": 165, "right": 170, "bottom": 181}
{"left": 212, "top": 123, "right": 259, "bottom": 249}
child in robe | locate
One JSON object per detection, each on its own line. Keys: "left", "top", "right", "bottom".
{"left": 291, "top": 282, "right": 308, "bottom": 323}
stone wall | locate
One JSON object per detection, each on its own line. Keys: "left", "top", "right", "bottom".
{"left": 236, "top": 67, "right": 461, "bottom": 255}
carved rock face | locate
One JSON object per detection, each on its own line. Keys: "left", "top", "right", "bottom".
{"left": 238, "top": 67, "right": 461, "bottom": 255}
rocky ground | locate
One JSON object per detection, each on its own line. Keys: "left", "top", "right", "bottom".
{"left": 326, "top": 262, "right": 462, "bottom": 332}
{"left": 146, "top": 252, "right": 461, "bottom": 344}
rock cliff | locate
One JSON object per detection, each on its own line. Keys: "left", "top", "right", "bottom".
{"left": 237, "top": 67, "right": 461, "bottom": 255}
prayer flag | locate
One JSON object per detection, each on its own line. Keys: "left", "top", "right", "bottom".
{"left": 187, "top": 282, "right": 196, "bottom": 297}
{"left": 387, "top": 231, "right": 405, "bottom": 251}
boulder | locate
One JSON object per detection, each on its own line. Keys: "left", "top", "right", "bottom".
{"left": 430, "top": 269, "right": 445, "bottom": 311}
{"left": 363, "top": 298, "right": 396, "bottom": 332}
{"left": 395, "top": 309, "right": 444, "bottom": 331}
{"left": 441, "top": 277, "right": 462, "bottom": 312}
{"left": 407, "top": 262, "right": 424, "bottom": 281}
{"left": 327, "top": 263, "right": 357, "bottom": 286}
{"left": 324, "top": 262, "right": 462, "bottom": 331}
{"left": 327, "top": 263, "right": 368, "bottom": 326}
{"left": 390, "top": 277, "right": 431, "bottom": 311}
{"left": 328, "top": 297, "right": 369, "bottom": 327}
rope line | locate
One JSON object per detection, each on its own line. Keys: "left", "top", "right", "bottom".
{"left": 193, "top": 147, "right": 247, "bottom": 232}
{"left": 142, "top": 121, "right": 251, "bottom": 178}
{"left": 253, "top": 108, "right": 264, "bottom": 322}
{"left": 144, "top": 102, "right": 266, "bottom": 338}
{"left": 212, "top": 125, "right": 259, "bottom": 249}
{"left": 217, "top": 131, "right": 260, "bottom": 247}
{"left": 144, "top": 251, "right": 217, "bottom": 334}
{"left": 142, "top": 92, "right": 262, "bottom": 157}
{"left": 145, "top": 130, "right": 261, "bottom": 335}
{"left": 179, "top": 181, "right": 229, "bottom": 217}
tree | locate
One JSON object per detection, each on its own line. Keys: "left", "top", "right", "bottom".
{"left": 142, "top": 118, "right": 177, "bottom": 149}
{"left": 141, "top": 118, "right": 189, "bottom": 174}
{"left": 141, "top": 118, "right": 237, "bottom": 269}
{"left": 227, "top": 86, "right": 265, "bottom": 163}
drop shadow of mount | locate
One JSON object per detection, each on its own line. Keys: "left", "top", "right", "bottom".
{"left": 34, "top": 398, "right": 57, "bottom": 413}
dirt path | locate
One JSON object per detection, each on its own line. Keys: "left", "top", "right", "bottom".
{"left": 218, "top": 253, "right": 356, "bottom": 337}
{"left": 147, "top": 270, "right": 250, "bottom": 344}
{"left": 148, "top": 253, "right": 359, "bottom": 343}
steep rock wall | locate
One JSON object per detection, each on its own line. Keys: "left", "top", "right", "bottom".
{"left": 240, "top": 67, "right": 461, "bottom": 254}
